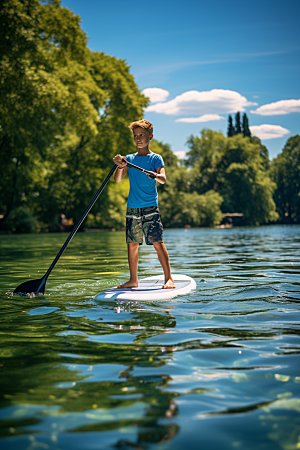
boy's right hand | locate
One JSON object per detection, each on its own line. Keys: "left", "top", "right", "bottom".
{"left": 113, "top": 155, "right": 127, "bottom": 169}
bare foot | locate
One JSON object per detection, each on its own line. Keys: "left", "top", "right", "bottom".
{"left": 163, "top": 279, "right": 175, "bottom": 289}
{"left": 117, "top": 280, "right": 138, "bottom": 289}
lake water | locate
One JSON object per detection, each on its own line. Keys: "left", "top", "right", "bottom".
{"left": 0, "top": 225, "right": 300, "bottom": 450}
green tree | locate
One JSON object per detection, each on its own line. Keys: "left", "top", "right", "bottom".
{"left": 250, "top": 135, "right": 270, "bottom": 171}
{"left": 271, "top": 135, "right": 300, "bottom": 223}
{"left": 159, "top": 189, "right": 223, "bottom": 228}
{"left": 220, "top": 134, "right": 278, "bottom": 224}
{"left": 227, "top": 115, "right": 235, "bottom": 137}
{"left": 185, "top": 129, "right": 226, "bottom": 194}
{"left": 33, "top": 51, "right": 147, "bottom": 229}
{"left": 235, "top": 112, "right": 242, "bottom": 134}
{"left": 157, "top": 166, "right": 223, "bottom": 228}
{"left": 242, "top": 113, "right": 251, "bottom": 137}
{"left": 227, "top": 112, "right": 252, "bottom": 139}
{"left": 150, "top": 140, "right": 179, "bottom": 167}
{"left": 0, "top": 0, "right": 147, "bottom": 231}
{"left": 186, "top": 130, "right": 278, "bottom": 226}
{"left": 0, "top": 0, "right": 102, "bottom": 227}
{"left": 150, "top": 138, "right": 223, "bottom": 228}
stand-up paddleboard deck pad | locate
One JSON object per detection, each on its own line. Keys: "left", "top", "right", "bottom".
{"left": 94, "top": 274, "right": 196, "bottom": 301}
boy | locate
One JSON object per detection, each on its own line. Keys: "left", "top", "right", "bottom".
{"left": 113, "top": 119, "right": 175, "bottom": 289}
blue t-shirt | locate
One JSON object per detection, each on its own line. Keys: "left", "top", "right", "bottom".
{"left": 126, "top": 152, "right": 165, "bottom": 208}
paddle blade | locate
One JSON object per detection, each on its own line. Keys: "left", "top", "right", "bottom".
{"left": 14, "top": 277, "right": 46, "bottom": 295}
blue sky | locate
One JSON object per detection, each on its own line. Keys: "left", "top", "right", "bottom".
{"left": 61, "top": 0, "right": 300, "bottom": 159}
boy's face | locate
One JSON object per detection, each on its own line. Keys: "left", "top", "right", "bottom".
{"left": 132, "top": 127, "right": 153, "bottom": 149}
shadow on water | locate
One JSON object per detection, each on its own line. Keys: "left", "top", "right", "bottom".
{"left": 0, "top": 225, "right": 300, "bottom": 449}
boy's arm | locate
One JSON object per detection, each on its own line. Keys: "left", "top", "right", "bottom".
{"left": 147, "top": 166, "right": 166, "bottom": 184}
{"left": 113, "top": 155, "right": 128, "bottom": 182}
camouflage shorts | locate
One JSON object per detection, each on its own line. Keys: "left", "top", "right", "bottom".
{"left": 126, "top": 206, "right": 163, "bottom": 245}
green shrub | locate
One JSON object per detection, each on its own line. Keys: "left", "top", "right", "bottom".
{"left": 7, "top": 207, "right": 38, "bottom": 233}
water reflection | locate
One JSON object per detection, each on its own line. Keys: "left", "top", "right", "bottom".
{"left": 0, "top": 225, "right": 300, "bottom": 449}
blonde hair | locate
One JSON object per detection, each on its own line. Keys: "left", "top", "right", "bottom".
{"left": 129, "top": 119, "right": 153, "bottom": 135}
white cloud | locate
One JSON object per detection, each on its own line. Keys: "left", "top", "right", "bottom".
{"left": 145, "top": 89, "right": 256, "bottom": 116}
{"left": 251, "top": 99, "right": 300, "bottom": 116}
{"left": 176, "top": 114, "right": 225, "bottom": 123}
{"left": 142, "top": 87, "right": 170, "bottom": 103}
{"left": 250, "top": 124, "right": 290, "bottom": 140}
{"left": 174, "top": 151, "right": 187, "bottom": 159}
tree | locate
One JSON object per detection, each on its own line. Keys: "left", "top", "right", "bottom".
{"left": 250, "top": 135, "right": 270, "bottom": 171}
{"left": 185, "top": 130, "right": 278, "bottom": 226}
{"left": 242, "top": 113, "right": 251, "bottom": 137}
{"left": 0, "top": 0, "right": 147, "bottom": 231}
{"left": 235, "top": 112, "right": 242, "bottom": 134}
{"left": 149, "top": 139, "right": 223, "bottom": 228}
{"left": 0, "top": 0, "right": 103, "bottom": 227}
{"left": 185, "top": 129, "right": 226, "bottom": 194}
{"left": 227, "top": 113, "right": 251, "bottom": 138}
{"left": 220, "top": 134, "right": 278, "bottom": 225}
{"left": 227, "top": 115, "right": 235, "bottom": 137}
{"left": 185, "top": 129, "right": 225, "bottom": 167}
{"left": 150, "top": 140, "right": 179, "bottom": 167}
{"left": 159, "top": 181, "right": 223, "bottom": 228}
{"left": 33, "top": 51, "right": 147, "bottom": 229}
{"left": 271, "top": 135, "right": 300, "bottom": 223}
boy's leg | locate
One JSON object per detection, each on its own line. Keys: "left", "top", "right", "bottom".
{"left": 153, "top": 241, "right": 175, "bottom": 289}
{"left": 119, "top": 207, "right": 143, "bottom": 289}
{"left": 117, "top": 243, "right": 139, "bottom": 288}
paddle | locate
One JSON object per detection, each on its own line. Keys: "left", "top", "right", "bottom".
{"left": 122, "top": 157, "right": 156, "bottom": 179}
{"left": 14, "top": 164, "right": 118, "bottom": 295}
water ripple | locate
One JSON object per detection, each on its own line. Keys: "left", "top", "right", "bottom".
{"left": 0, "top": 225, "right": 300, "bottom": 449}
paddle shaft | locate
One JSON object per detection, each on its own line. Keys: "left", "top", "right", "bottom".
{"left": 122, "top": 157, "right": 156, "bottom": 179}
{"left": 14, "top": 160, "right": 159, "bottom": 294}
{"left": 37, "top": 164, "right": 117, "bottom": 290}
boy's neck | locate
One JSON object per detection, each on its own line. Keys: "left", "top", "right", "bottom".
{"left": 137, "top": 146, "right": 151, "bottom": 156}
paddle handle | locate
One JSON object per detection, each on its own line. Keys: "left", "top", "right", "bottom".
{"left": 122, "top": 157, "right": 156, "bottom": 179}
{"left": 43, "top": 164, "right": 118, "bottom": 281}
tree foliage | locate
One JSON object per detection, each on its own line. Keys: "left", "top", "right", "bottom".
{"left": 227, "top": 113, "right": 251, "bottom": 138}
{"left": 242, "top": 113, "right": 251, "bottom": 137}
{"left": 235, "top": 112, "right": 242, "bottom": 134}
{"left": 147, "top": 138, "right": 223, "bottom": 227}
{"left": 270, "top": 135, "right": 300, "bottom": 223}
{"left": 0, "top": 0, "right": 147, "bottom": 231}
{"left": 185, "top": 130, "right": 278, "bottom": 226}
{"left": 1, "top": 1, "right": 296, "bottom": 232}
{"left": 227, "top": 115, "right": 235, "bottom": 137}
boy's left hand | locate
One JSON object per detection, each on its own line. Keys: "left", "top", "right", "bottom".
{"left": 152, "top": 167, "right": 166, "bottom": 184}
{"left": 147, "top": 171, "right": 157, "bottom": 179}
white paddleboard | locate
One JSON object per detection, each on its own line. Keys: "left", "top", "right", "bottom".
{"left": 94, "top": 274, "right": 196, "bottom": 301}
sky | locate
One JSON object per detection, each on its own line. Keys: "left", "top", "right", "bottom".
{"left": 61, "top": 0, "right": 300, "bottom": 159}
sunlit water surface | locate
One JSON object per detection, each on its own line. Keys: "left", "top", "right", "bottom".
{"left": 0, "top": 225, "right": 300, "bottom": 450}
